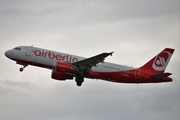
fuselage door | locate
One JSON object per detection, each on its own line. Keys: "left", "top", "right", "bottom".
{"left": 134, "top": 69, "right": 140, "bottom": 79}
{"left": 25, "top": 47, "right": 32, "bottom": 56}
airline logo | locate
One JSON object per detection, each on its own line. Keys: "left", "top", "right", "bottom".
{"left": 152, "top": 51, "right": 172, "bottom": 71}
{"left": 34, "top": 49, "right": 78, "bottom": 63}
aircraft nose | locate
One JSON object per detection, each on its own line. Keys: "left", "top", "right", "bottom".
{"left": 5, "top": 50, "right": 11, "bottom": 58}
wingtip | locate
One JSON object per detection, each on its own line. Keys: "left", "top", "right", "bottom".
{"left": 109, "top": 52, "right": 114, "bottom": 56}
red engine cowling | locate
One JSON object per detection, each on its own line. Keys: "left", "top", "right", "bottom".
{"left": 51, "top": 70, "right": 73, "bottom": 80}
{"left": 55, "top": 62, "right": 78, "bottom": 73}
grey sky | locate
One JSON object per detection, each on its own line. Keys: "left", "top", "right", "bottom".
{"left": 0, "top": 0, "right": 179, "bottom": 120}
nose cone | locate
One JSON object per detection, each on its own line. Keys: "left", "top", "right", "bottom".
{"left": 5, "top": 50, "right": 11, "bottom": 58}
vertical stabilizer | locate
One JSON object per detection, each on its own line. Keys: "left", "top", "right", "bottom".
{"left": 140, "top": 48, "right": 174, "bottom": 74}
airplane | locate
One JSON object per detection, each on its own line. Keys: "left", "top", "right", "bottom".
{"left": 4, "top": 46, "right": 174, "bottom": 86}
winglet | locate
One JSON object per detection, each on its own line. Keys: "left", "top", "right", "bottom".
{"left": 109, "top": 52, "right": 114, "bottom": 56}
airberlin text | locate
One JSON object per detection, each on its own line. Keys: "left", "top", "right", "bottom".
{"left": 34, "top": 50, "right": 78, "bottom": 63}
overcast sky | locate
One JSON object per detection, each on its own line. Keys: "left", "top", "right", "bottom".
{"left": 0, "top": 0, "right": 179, "bottom": 120}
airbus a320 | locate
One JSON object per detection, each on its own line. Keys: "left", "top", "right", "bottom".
{"left": 5, "top": 46, "right": 174, "bottom": 86}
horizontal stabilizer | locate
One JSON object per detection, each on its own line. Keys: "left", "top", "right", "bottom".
{"left": 150, "top": 73, "right": 172, "bottom": 79}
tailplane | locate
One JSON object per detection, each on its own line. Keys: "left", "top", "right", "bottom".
{"left": 150, "top": 72, "right": 172, "bottom": 79}
{"left": 140, "top": 48, "right": 174, "bottom": 74}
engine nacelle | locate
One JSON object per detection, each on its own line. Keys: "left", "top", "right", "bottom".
{"left": 51, "top": 70, "right": 73, "bottom": 80}
{"left": 55, "top": 62, "right": 78, "bottom": 73}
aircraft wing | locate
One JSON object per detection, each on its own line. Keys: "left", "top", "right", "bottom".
{"left": 72, "top": 52, "right": 113, "bottom": 70}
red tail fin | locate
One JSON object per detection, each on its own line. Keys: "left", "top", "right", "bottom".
{"left": 140, "top": 48, "right": 174, "bottom": 74}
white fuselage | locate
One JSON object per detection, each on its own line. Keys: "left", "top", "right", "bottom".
{"left": 5, "top": 46, "right": 133, "bottom": 73}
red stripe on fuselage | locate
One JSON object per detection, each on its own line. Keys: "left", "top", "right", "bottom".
{"left": 86, "top": 70, "right": 172, "bottom": 83}
{"left": 16, "top": 60, "right": 53, "bottom": 69}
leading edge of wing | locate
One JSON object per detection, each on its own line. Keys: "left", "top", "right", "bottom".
{"left": 72, "top": 52, "right": 114, "bottom": 69}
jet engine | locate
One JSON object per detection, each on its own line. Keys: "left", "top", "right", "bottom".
{"left": 51, "top": 70, "right": 73, "bottom": 80}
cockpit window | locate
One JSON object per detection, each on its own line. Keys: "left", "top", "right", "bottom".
{"left": 14, "top": 47, "right": 21, "bottom": 50}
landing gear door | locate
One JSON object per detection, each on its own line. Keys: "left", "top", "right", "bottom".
{"left": 25, "top": 47, "right": 32, "bottom": 56}
{"left": 134, "top": 69, "right": 140, "bottom": 79}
